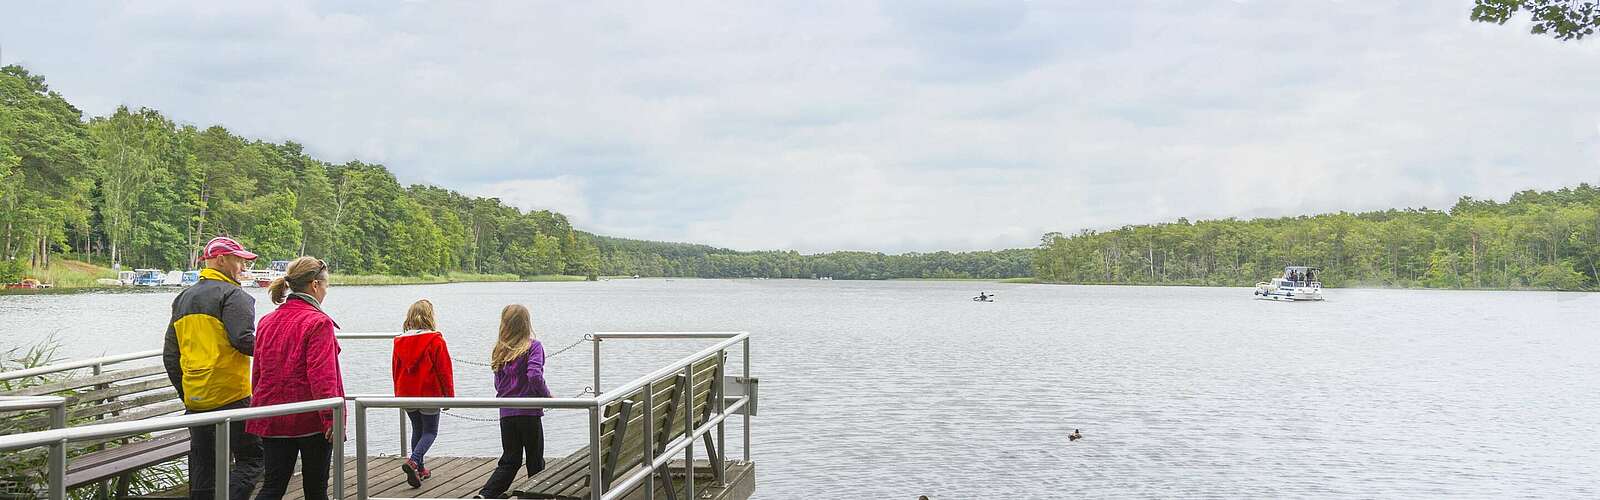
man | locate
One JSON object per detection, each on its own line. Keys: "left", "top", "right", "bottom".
{"left": 163, "top": 236, "right": 263, "bottom": 500}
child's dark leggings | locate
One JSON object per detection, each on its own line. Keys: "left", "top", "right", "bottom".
{"left": 478, "top": 415, "right": 545, "bottom": 498}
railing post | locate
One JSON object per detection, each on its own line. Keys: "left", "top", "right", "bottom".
{"left": 215, "top": 419, "right": 231, "bottom": 500}
{"left": 713, "top": 352, "right": 726, "bottom": 486}
{"left": 355, "top": 401, "right": 368, "bottom": 500}
{"left": 48, "top": 400, "right": 66, "bottom": 500}
{"left": 589, "top": 405, "right": 602, "bottom": 500}
{"left": 742, "top": 337, "right": 751, "bottom": 463}
{"left": 592, "top": 337, "right": 603, "bottom": 396}
{"left": 333, "top": 402, "right": 346, "bottom": 500}
{"left": 398, "top": 408, "right": 409, "bottom": 457}
{"left": 683, "top": 365, "right": 694, "bottom": 500}
{"left": 644, "top": 381, "right": 656, "bottom": 500}
{"left": 48, "top": 438, "right": 66, "bottom": 500}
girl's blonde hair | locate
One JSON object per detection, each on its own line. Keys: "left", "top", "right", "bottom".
{"left": 490, "top": 304, "right": 535, "bottom": 371}
{"left": 403, "top": 299, "right": 436, "bottom": 331}
{"left": 267, "top": 256, "right": 328, "bottom": 305}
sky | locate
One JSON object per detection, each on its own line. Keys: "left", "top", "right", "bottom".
{"left": 4, "top": 1, "right": 1599, "bottom": 253}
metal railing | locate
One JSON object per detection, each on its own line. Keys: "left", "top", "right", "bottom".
{"left": 0, "top": 331, "right": 405, "bottom": 384}
{"left": 354, "top": 331, "right": 752, "bottom": 500}
{"left": 0, "top": 397, "right": 345, "bottom": 500}
{"left": 0, "top": 331, "right": 753, "bottom": 500}
{"left": 0, "top": 396, "right": 69, "bottom": 499}
{"left": 0, "top": 350, "right": 162, "bottom": 383}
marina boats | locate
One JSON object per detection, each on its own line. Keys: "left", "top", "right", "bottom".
{"left": 1254, "top": 266, "right": 1325, "bottom": 301}
{"left": 131, "top": 269, "right": 167, "bottom": 287}
{"left": 252, "top": 259, "right": 290, "bottom": 288}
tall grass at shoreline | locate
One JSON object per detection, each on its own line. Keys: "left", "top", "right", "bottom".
{"left": 329, "top": 272, "right": 587, "bottom": 286}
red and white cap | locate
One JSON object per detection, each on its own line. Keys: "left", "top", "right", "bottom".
{"left": 201, "top": 236, "right": 258, "bottom": 261}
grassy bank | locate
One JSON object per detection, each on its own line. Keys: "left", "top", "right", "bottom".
{"left": 18, "top": 260, "right": 117, "bottom": 288}
{"left": 329, "top": 272, "right": 588, "bottom": 286}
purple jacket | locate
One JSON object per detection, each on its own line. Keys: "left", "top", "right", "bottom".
{"left": 495, "top": 340, "right": 552, "bottom": 417}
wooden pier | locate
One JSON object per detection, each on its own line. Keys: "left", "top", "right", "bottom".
{"left": 0, "top": 331, "right": 758, "bottom": 500}
{"left": 138, "top": 456, "right": 754, "bottom": 499}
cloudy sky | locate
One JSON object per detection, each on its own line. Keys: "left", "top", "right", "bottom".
{"left": 5, "top": 1, "right": 1598, "bottom": 252}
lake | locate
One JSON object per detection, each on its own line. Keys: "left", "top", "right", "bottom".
{"left": 3, "top": 280, "right": 1598, "bottom": 498}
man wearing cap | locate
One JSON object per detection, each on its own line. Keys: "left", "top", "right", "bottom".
{"left": 163, "top": 236, "right": 263, "bottom": 500}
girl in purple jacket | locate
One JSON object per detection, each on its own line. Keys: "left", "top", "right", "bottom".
{"left": 475, "top": 304, "right": 551, "bottom": 498}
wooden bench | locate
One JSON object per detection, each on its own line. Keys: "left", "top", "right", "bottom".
{"left": 512, "top": 352, "right": 727, "bottom": 500}
{"left": 0, "top": 360, "right": 191, "bottom": 497}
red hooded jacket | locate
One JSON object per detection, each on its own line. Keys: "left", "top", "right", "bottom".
{"left": 392, "top": 330, "right": 455, "bottom": 398}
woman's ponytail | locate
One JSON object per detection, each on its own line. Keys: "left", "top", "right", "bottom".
{"left": 269, "top": 256, "right": 328, "bottom": 305}
{"left": 268, "top": 277, "right": 290, "bottom": 305}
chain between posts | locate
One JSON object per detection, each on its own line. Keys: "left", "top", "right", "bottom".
{"left": 438, "top": 386, "right": 595, "bottom": 422}
{"left": 449, "top": 334, "right": 594, "bottom": 368}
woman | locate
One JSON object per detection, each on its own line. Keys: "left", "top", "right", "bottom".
{"left": 246, "top": 257, "right": 343, "bottom": 500}
{"left": 392, "top": 299, "right": 455, "bottom": 488}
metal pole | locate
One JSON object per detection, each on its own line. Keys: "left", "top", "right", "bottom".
{"left": 684, "top": 365, "right": 694, "bottom": 500}
{"left": 399, "top": 409, "right": 409, "bottom": 457}
{"left": 48, "top": 439, "right": 66, "bottom": 500}
{"left": 48, "top": 401, "right": 66, "bottom": 500}
{"left": 589, "top": 407, "right": 602, "bottom": 500}
{"left": 332, "top": 403, "right": 346, "bottom": 500}
{"left": 644, "top": 381, "right": 655, "bottom": 500}
{"left": 592, "top": 337, "right": 602, "bottom": 396}
{"left": 215, "top": 420, "right": 231, "bottom": 500}
{"left": 742, "top": 337, "right": 751, "bottom": 463}
{"left": 355, "top": 402, "right": 368, "bottom": 500}
{"left": 714, "top": 353, "right": 726, "bottom": 486}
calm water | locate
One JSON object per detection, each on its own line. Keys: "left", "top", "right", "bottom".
{"left": 3, "top": 280, "right": 1599, "bottom": 498}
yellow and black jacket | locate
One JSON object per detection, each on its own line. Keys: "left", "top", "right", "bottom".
{"left": 162, "top": 267, "right": 256, "bottom": 411}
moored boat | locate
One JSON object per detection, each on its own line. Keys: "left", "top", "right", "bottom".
{"left": 252, "top": 259, "right": 289, "bottom": 287}
{"left": 132, "top": 269, "right": 166, "bottom": 287}
{"left": 1254, "top": 266, "right": 1324, "bottom": 301}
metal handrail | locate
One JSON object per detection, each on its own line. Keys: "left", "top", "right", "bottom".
{"left": 0, "top": 349, "right": 162, "bottom": 382}
{"left": 0, "top": 331, "right": 753, "bottom": 500}
{"left": 0, "top": 396, "right": 68, "bottom": 499}
{"left": 357, "top": 331, "right": 753, "bottom": 500}
{"left": 0, "top": 397, "right": 346, "bottom": 500}
{"left": 594, "top": 333, "right": 747, "bottom": 405}
{"left": 0, "top": 331, "right": 393, "bottom": 383}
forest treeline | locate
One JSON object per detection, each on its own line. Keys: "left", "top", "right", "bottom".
{"left": 0, "top": 64, "right": 1030, "bottom": 282}
{"left": 1033, "top": 185, "right": 1600, "bottom": 290}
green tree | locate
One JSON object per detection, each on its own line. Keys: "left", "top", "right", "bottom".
{"left": 1471, "top": 0, "right": 1600, "bottom": 41}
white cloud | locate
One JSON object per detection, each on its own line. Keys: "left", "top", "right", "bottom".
{"left": 475, "top": 176, "right": 592, "bottom": 225}
{"left": 4, "top": 1, "right": 1598, "bottom": 252}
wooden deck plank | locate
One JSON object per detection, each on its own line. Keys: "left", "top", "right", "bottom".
{"left": 371, "top": 456, "right": 473, "bottom": 497}
{"left": 414, "top": 455, "right": 500, "bottom": 498}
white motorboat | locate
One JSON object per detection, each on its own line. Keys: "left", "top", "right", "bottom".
{"left": 1254, "top": 266, "right": 1324, "bottom": 301}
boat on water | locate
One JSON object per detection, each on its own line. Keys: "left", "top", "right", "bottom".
{"left": 972, "top": 292, "right": 995, "bottom": 302}
{"left": 252, "top": 260, "right": 289, "bottom": 287}
{"left": 181, "top": 270, "right": 200, "bottom": 286}
{"left": 1254, "top": 266, "right": 1324, "bottom": 301}
{"left": 162, "top": 270, "right": 184, "bottom": 286}
{"left": 116, "top": 270, "right": 137, "bottom": 286}
{"left": 132, "top": 269, "right": 167, "bottom": 287}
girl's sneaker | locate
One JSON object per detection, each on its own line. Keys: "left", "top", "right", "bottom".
{"left": 419, "top": 467, "right": 432, "bottom": 480}
{"left": 402, "top": 458, "right": 422, "bottom": 488}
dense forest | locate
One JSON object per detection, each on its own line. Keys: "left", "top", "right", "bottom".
{"left": 0, "top": 64, "right": 1031, "bottom": 283}
{"left": 0, "top": 65, "right": 601, "bottom": 280}
{"left": 592, "top": 236, "right": 1033, "bottom": 279}
{"left": 1034, "top": 185, "right": 1600, "bottom": 290}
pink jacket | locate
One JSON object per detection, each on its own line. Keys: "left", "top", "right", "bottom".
{"left": 245, "top": 295, "right": 344, "bottom": 438}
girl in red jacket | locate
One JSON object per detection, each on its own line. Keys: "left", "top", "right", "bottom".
{"left": 392, "top": 299, "right": 455, "bottom": 488}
